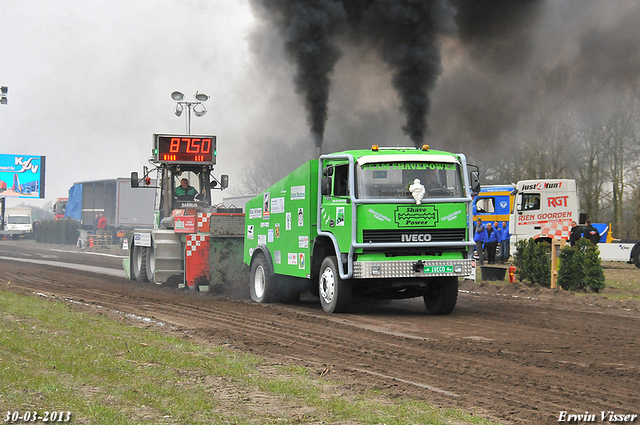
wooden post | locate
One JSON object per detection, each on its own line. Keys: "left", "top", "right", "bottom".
{"left": 550, "top": 238, "right": 566, "bottom": 289}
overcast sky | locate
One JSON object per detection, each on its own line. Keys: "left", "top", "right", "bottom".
{"left": 2, "top": 0, "right": 639, "bottom": 209}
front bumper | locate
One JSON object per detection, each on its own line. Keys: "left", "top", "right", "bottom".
{"left": 353, "top": 259, "right": 473, "bottom": 279}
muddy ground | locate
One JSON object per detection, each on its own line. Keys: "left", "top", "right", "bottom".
{"left": 0, "top": 240, "right": 638, "bottom": 424}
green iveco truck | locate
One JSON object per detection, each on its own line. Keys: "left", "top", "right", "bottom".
{"left": 244, "top": 145, "right": 480, "bottom": 314}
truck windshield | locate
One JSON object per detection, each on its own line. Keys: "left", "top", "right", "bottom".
{"left": 8, "top": 216, "right": 31, "bottom": 224}
{"left": 356, "top": 162, "right": 463, "bottom": 200}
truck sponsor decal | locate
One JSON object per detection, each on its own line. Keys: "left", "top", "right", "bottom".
{"left": 298, "top": 208, "right": 304, "bottom": 226}
{"left": 424, "top": 265, "right": 453, "bottom": 274}
{"left": 548, "top": 196, "right": 569, "bottom": 207}
{"left": 260, "top": 222, "right": 269, "bottom": 227}
{"left": 286, "top": 212, "right": 292, "bottom": 230}
{"left": 288, "top": 253, "right": 297, "bottom": 265}
{"left": 275, "top": 223, "right": 280, "bottom": 238}
{"left": 271, "top": 197, "right": 285, "bottom": 214}
{"left": 274, "top": 250, "right": 281, "bottom": 264}
{"left": 268, "top": 229, "right": 274, "bottom": 243}
{"left": 441, "top": 209, "right": 463, "bottom": 222}
{"left": 521, "top": 181, "right": 563, "bottom": 191}
{"left": 258, "top": 234, "right": 267, "bottom": 245}
{"left": 247, "top": 225, "right": 254, "bottom": 239}
{"left": 362, "top": 162, "right": 456, "bottom": 171}
{"left": 336, "top": 207, "right": 345, "bottom": 226}
{"left": 299, "top": 236, "right": 309, "bottom": 248}
{"left": 290, "top": 185, "right": 305, "bottom": 200}
{"left": 249, "top": 208, "right": 262, "bottom": 219}
{"left": 402, "top": 233, "right": 432, "bottom": 242}
{"left": 394, "top": 205, "right": 438, "bottom": 228}
{"left": 368, "top": 208, "right": 391, "bottom": 222}
{"left": 517, "top": 211, "right": 573, "bottom": 224}
{"left": 298, "top": 253, "right": 305, "bottom": 269}
{"left": 263, "top": 193, "right": 270, "bottom": 219}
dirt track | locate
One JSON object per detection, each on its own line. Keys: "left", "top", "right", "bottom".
{"left": 1, "top": 240, "right": 638, "bottom": 424}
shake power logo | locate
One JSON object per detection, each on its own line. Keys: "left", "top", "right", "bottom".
{"left": 394, "top": 205, "right": 438, "bottom": 227}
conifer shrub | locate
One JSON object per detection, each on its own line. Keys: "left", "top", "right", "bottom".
{"left": 514, "top": 238, "right": 551, "bottom": 287}
{"left": 557, "top": 238, "right": 605, "bottom": 292}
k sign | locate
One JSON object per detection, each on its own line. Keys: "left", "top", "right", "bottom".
{"left": 0, "top": 154, "right": 46, "bottom": 198}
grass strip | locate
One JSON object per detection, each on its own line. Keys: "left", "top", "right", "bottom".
{"left": 0, "top": 288, "right": 499, "bottom": 424}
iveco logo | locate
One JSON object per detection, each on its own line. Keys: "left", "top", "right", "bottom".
{"left": 401, "top": 234, "right": 432, "bottom": 242}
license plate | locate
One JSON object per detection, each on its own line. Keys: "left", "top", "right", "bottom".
{"left": 423, "top": 265, "right": 453, "bottom": 274}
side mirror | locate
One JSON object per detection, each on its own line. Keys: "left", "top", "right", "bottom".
{"left": 131, "top": 172, "right": 139, "bottom": 188}
{"left": 221, "top": 174, "right": 229, "bottom": 189}
{"left": 322, "top": 166, "right": 334, "bottom": 177}
{"left": 469, "top": 170, "right": 480, "bottom": 196}
{"left": 321, "top": 176, "right": 331, "bottom": 196}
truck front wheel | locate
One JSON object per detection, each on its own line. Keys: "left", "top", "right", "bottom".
{"left": 319, "top": 256, "right": 351, "bottom": 313}
{"left": 423, "top": 277, "right": 458, "bottom": 315}
{"left": 250, "top": 252, "right": 279, "bottom": 303}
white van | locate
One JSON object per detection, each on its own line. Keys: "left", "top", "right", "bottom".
{"left": 4, "top": 207, "right": 34, "bottom": 239}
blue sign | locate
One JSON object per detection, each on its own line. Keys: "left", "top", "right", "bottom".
{"left": 0, "top": 154, "right": 46, "bottom": 198}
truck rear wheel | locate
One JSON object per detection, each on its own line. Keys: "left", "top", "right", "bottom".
{"left": 423, "top": 277, "right": 458, "bottom": 315}
{"left": 250, "top": 252, "right": 279, "bottom": 303}
{"left": 319, "top": 256, "right": 351, "bottom": 313}
{"left": 132, "top": 245, "right": 149, "bottom": 282}
{"left": 633, "top": 248, "right": 640, "bottom": 268}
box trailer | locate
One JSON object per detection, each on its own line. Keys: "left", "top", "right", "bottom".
{"left": 65, "top": 178, "right": 156, "bottom": 230}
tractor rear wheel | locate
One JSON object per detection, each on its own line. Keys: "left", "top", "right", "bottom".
{"left": 132, "top": 245, "right": 149, "bottom": 282}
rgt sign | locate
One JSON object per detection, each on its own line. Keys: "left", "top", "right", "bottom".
{"left": 548, "top": 196, "right": 569, "bottom": 208}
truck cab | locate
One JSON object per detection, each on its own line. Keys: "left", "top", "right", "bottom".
{"left": 509, "top": 179, "right": 579, "bottom": 246}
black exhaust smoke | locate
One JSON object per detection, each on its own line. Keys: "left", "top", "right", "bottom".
{"left": 352, "top": 1, "right": 456, "bottom": 146}
{"left": 257, "top": 0, "right": 347, "bottom": 152}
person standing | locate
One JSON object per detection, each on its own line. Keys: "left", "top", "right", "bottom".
{"left": 485, "top": 222, "right": 499, "bottom": 264}
{"left": 474, "top": 219, "right": 488, "bottom": 266}
{"left": 97, "top": 213, "right": 107, "bottom": 230}
{"left": 569, "top": 220, "right": 581, "bottom": 247}
{"left": 583, "top": 220, "right": 600, "bottom": 245}
{"left": 499, "top": 221, "right": 510, "bottom": 263}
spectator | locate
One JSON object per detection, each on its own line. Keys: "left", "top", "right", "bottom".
{"left": 97, "top": 213, "right": 107, "bottom": 230}
{"left": 474, "top": 219, "right": 488, "bottom": 266}
{"left": 485, "top": 222, "right": 499, "bottom": 264}
{"left": 499, "top": 221, "right": 510, "bottom": 263}
{"left": 583, "top": 220, "right": 600, "bottom": 245}
{"left": 569, "top": 220, "right": 581, "bottom": 247}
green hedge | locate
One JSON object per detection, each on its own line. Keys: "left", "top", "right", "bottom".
{"left": 513, "top": 238, "right": 551, "bottom": 287}
{"left": 35, "top": 219, "right": 80, "bottom": 245}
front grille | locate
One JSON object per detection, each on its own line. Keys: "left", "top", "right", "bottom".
{"left": 362, "top": 228, "right": 466, "bottom": 244}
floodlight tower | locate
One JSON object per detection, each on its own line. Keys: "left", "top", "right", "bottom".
{"left": 171, "top": 91, "right": 209, "bottom": 135}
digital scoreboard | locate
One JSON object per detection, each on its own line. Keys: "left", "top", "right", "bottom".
{"left": 154, "top": 134, "right": 216, "bottom": 165}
